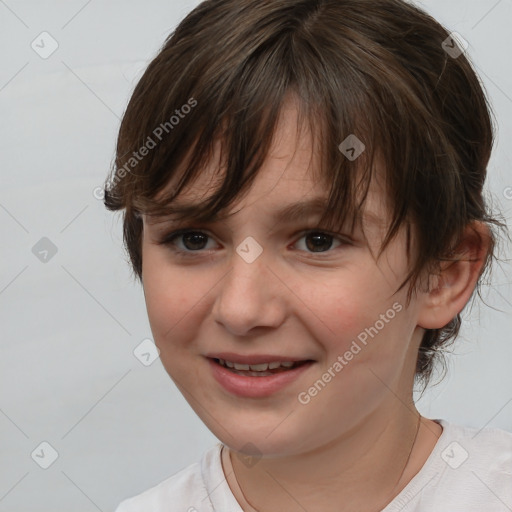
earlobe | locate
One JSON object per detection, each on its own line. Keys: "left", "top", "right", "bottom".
{"left": 417, "top": 222, "right": 491, "bottom": 330}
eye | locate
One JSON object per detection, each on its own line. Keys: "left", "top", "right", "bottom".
{"left": 294, "top": 231, "right": 346, "bottom": 253}
{"left": 159, "top": 229, "right": 218, "bottom": 254}
{"left": 157, "top": 228, "right": 350, "bottom": 258}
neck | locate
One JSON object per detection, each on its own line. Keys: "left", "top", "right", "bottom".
{"left": 226, "top": 405, "right": 442, "bottom": 512}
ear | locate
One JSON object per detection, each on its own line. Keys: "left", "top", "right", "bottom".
{"left": 417, "top": 221, "right": 492, "bottom": 330}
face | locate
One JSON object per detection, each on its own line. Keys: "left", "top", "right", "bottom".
{"left": 141, "top": 97, "right": 427, "bottom": 457}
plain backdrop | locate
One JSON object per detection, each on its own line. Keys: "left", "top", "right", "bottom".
{"left": 0, "top": 1, "right": 511, "bottom": 511}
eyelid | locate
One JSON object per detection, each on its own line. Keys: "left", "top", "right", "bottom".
{"left": 156, "top": 227, "right": 217, "bottom": 246}
{"left": 156, "top": 226, "right": 353, "bottom": 256}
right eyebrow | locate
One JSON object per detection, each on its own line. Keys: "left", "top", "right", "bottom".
{"left": 146, "top": 196, "right": 384, "bottom": 229}
{"left": 147, "top": 196, "right": 328, "bottom": 223}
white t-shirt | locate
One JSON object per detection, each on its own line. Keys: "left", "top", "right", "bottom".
{"left": 114, "top": 419, "right": 512, "bottom": 511}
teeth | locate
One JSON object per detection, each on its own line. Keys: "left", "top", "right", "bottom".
{"left": 249, "top": 363, "right": 270, "bottom": 371}
{"left": 217, "top": 359, "right": 302, "bottom": 371}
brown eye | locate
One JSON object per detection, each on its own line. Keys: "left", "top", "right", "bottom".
{"left": 158, "top": 229, "right": 218, "bottom": 254}
{"left": 304, "top": 232, "right": 335, "bottom": 252}
{"left": 180, "top": 232, "right": 209, "bottom": 251}
{"left": 158, "top": 227, "right": 350, "bottom": 259}
{"left": 294, "top": 230, "right": 348, "bottom": 254}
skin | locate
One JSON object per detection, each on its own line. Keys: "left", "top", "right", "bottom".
{"left": 141, "top": 95, "right": 490, "bottom": 511}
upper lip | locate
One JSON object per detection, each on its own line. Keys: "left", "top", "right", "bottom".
{"left": 205, "top": 352, "right": 314, "bottom": 365}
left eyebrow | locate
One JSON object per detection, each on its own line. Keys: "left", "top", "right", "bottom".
{"left": 148, "top": 196, "right": 383, "bottom": 228}
{"left": 150, "top": 197, "right": 329, "bottom": 224}
{"left": 268, "top": 197, "right": 331, "bottom": 223}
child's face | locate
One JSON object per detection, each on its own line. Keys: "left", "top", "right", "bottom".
{"left": 141, "top": 98, "right": 427, "bottom": 456}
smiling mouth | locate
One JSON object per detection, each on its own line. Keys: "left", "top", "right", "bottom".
{"left": 212, "top": 358, "right": 312, "bottom": 377}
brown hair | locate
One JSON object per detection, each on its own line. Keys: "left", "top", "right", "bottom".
{"left": 103, "top": 0, "right": 506, "bottom": 388}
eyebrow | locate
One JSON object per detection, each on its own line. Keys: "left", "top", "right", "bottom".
{"left": 156, "top": 197, "right": 330, "bottom": 224}
{"left": 267, "top": 197, "right": 330, "bottom": 223}
{"left": 270, "top": 198, "right": 385, "bottom": 229}
{"left": 150, "top": 196, "right": 383, "bottom": 228}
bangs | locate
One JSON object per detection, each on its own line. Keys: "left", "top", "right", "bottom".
{"left": 124, "top": 29, "right": 390, "bottom": 245}
{"left": 135, "top": 92, "right": 378, "bottom": 237}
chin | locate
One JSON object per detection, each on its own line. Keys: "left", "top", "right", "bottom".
{"left": 206, "top": 417, "right": 313, "bottom": 458}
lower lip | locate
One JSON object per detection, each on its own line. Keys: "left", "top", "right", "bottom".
{"left": 207, "top": 358, "right": 314, "bottom": 398}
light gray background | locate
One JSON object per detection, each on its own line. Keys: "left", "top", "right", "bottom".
{"left": 1, "top": 1, "right": 511, "bottom": 511}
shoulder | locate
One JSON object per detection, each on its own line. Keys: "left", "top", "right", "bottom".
{"left": 385, "top": 420, "right": 512, "bottom": 512}
{"left": 420, "top": 420, "right": 511, "bottom": 510}
{"left": 113, "top": 443, "right": 223, "bottom": 512}
{"left": 438, "top": 420, "right": 512, "bottom": 469}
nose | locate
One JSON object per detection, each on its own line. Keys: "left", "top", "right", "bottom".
{"left": 211, "top": 245, "right": 287, "bottom": 336}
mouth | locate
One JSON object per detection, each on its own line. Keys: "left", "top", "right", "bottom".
{"left": 206, "top": 355, "right": 316, "bottom": 398}
{"left": 210, "top": 357, "right": 313, "bottom": 377}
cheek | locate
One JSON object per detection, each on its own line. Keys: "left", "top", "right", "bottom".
{"left": 141, "top": 252, "right": 218, "bottom": 387}
{"left": 141, "top": 246, "right": 210, "bottom": 345}
{"left": 307, "top": 270, "right": 413, "bottom": 370}
{"left": 302, "top": 274, "right": 391, "bottom": 348}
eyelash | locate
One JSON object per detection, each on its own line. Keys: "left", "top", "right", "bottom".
{"left": 156, "top": 227, "right": 351, "bottom": 259}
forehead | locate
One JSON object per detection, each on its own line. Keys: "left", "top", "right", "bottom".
{"left": 146, "top": 96, "right": 390, "bottom": 232}
{"left": 157, "top": 96, "right": 321, "bottom": 197}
